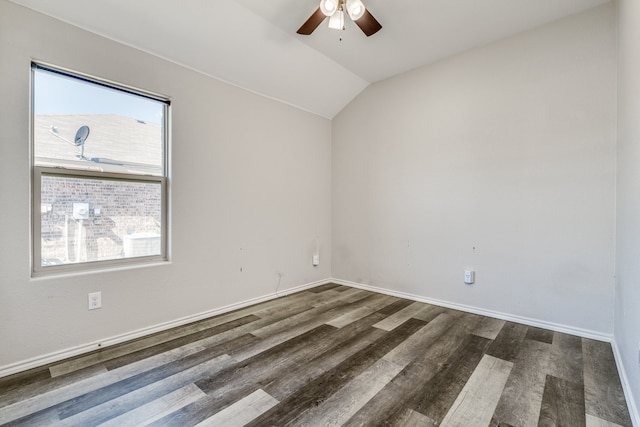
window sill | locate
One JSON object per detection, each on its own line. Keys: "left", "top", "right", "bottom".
{"left": 30, "top": 259, "right": 172, "bottom": 281}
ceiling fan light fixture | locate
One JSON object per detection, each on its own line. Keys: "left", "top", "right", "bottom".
{"left": 328, "top": 9, "right": 344, "bottom": 30}
{"left": 320, "top": 0, "right": 338, "bottom": 17}
{"left": 346, "top": 0, "right": 365, "bottom": 20}
{"left": 297, "top": 0, "right": 381, "bottom": 37}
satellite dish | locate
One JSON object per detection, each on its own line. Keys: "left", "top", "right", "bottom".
{"left": 74, "top": 126, "right": 90, "bottom": 147}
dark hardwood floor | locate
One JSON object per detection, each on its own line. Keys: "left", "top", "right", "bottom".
{"left": 0, "top": 283, "right": 633, "bottom": 426}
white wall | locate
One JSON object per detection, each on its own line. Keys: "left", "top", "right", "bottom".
{"left": 332, "top": 4, "right": 617, "bottom": 334}
{"left": 615, "top": 0, "right": 640, "bottom": 418}
{"left": 0, "top": 0, "right": 332, "bottom": 369}
{"left": 0, "top": 0, "right": 629, "bottom": 398}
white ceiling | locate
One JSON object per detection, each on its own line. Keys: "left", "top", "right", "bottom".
{"left": 10, "top": 0, "right": 610, "bottom": 118}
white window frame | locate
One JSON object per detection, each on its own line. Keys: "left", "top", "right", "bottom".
{"left": 31, "top": 62, "right": 170, "bottom": 276}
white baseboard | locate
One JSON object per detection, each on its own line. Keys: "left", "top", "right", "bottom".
{"left": 3, "top": 276, "right": 637, "bottom": 426}
{"left": 331, "top": 278, "right": 613, "bottom": 342}
{"left": 1, "top": 276, "right": 623, "bottom": 386}
{"left": 611, "top": 339, "right": 640, "bottom": 427}
{"left": 0, "top": 278, "right": 332, "bottom": 379}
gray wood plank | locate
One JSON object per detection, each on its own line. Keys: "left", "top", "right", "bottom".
{"left": 439, "top": 355, "right": 513, "bottom": 427}
{"left": 249, "top": 296, "right": 355, "bottom": 338}
{"left": 264, "top": 318, "right": 387, "bottom": 401}
{"left": 382, "top": 313, "right": 454, "bottom": 366}
{"left": 582, "top": 339, "right": 633, "bottom": 427}
{"left": 55, "top": 335, "right": 249, "bottom": 420}
{"left": 586, "top": 414, "right": 627, "bottom": 427}
{"left": 344, "top": 314, "right": 483, "bottom": 426}
{"left": 489, "top": 417, "right": 515, "bottom": 427}
{"left": 525, "top": 327, "right": 554, "bottom": 344}
{"left": 393, "top": 409, "right": 438, "bottom": 427}
{"left": 102, "top": 315, "right": 259, "bottom": 370}
{"left": 473, "top": 317, "right": 506, "bottom": 340}
{"left": 411, "top": 304, "right": 446, "bottom": 323}
{"left": 194, "top": 389, "right": 279, "bottom": 427}
{"left": 486, "top": 321, "right": 529, "bottom": 362}
{"left": 357, "top": 293, "right": 401, "bottom": 310}
{"left": 149, "top": 312, "right": 389, "bottom": 426}
{"left": 538, "top": 375, "right": 586, "bottom": 427}
{"left": 413, "top": 334, "right": 492, "bottom": 424}
{"left": 0, "top": 368, "right": 51, "bottom": 398}
{"left": 547, "top": 332, "right": 584, "bottom": 384}
{"left": 94, "top": 384, "right": 206, "bottom": 427}
{"left": 376, "top": 298, "right": 415, "bottom": 316}
{"left": 305, "top": 289, "right": 343, "bottom": 305}
{"left": 47, "top": 290, "right": 317, "bottom": 377}
{"left": 196, "top": 324, "right": 339, "bottom": 398}
{"left": 0, "top": 364, "right": 108, "bottom": 409}
{"left": 307, "top": 283, "right": 343, "bottom": 293}
{"left": 55, "top": 354, "right": 234, "bottom": 426}
{"left": 292, "top": 358, "right": 405, "bottom": 426}
{"left": 251, "top": 289, "right": 327, "bottom": 314}
{"left": 326, "top": 305, "right": 377, "bottom": 328}
{"left": 313, "top": 287, "right": 370, "bottom": 306}
{"left": 244, "top": 318, "right": 428, "bottom": 427}
{"left": 147, "top": 297, "right": 317, "bottom": 364}
{"left": 1, "top": 407, "right": 61, "bottom": 427}
{"left": 232, "top": 300, "right": 362, "bottom": 361}
{"left": 0, "top": 331, "right": 246, "bottom": 427}
{"left": 492, "top": 339, "right": 552, "bottom": 427}
{"left": 374, "top": 301, "right": 430, "bottom": 331}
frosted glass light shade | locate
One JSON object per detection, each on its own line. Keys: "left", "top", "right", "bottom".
{"left": 320, "top": 0, "right": 338, "bottom": 16}
{"left": 328, "top": 9, "right": 344, "bottom": 29}
{"left": 346, "top": 0, "right": 365, "bottom": 20}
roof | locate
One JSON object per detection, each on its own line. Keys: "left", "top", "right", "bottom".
{"left": 34, "top": 114, "right": 163, "bottom": 176}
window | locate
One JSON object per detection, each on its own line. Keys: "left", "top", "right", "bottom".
{"left": 32, "top": 63, "right": 169, "bottom": 275}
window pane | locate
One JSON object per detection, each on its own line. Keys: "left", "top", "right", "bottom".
{"left": 32, "top": 63, "right": 169, "bottom": 274}
{"left": 33, "top": 68, "right": 165, "bottom": 176}
{"left": 40, "top": 174, "right": 162, "bottom": 266}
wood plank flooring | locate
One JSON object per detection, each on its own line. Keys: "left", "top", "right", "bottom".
{"left": 0, "top": 283, "right": 633, "bottom": 426}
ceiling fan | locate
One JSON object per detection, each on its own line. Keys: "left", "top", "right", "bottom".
{"left": 297, "top": 0, "right": 382, "bottom": 37}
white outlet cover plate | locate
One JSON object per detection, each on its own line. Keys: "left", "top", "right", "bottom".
{"left": 88, "top": 292, "right": 102, "bottom": 310}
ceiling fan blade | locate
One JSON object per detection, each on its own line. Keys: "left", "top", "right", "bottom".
{"left": 297, "top": 7, "right": 326, "bottom": 35}
{"left": 354, "top": 9, "right": 382, "bottom": 36}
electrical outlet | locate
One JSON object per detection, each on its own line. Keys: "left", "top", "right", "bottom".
{"left": 464, "top": 270, "right": 475, "bottom": 284}
{"left": 88, "top": 292, "right": 102, "bottom": 310}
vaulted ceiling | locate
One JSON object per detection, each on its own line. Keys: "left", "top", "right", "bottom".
{"left": 10, "top": 0, "right": 610, "bottom": 118}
